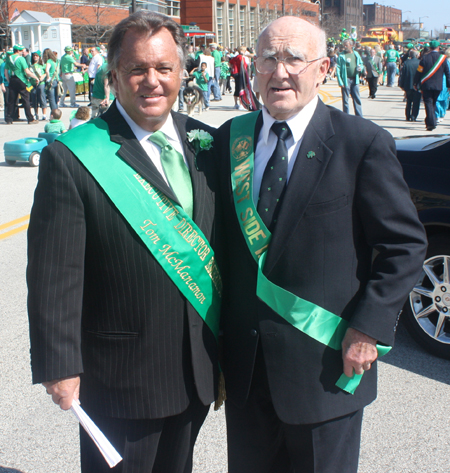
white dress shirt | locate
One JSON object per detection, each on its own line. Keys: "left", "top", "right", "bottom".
{"left": 116, "top": 101, "right": 188, "bottom": 187}
{"left": 88, "top": 53, "right": 104, "bottom": 79}
{"left": 253, "top": 95, "right": 319, "bottom": 204}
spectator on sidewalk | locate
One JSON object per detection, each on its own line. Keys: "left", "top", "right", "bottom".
{"left": 336, "top": 39, "right": 364, "bottom": 117}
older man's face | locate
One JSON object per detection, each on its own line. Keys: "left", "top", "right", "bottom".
{"left": 256, "top": 18, "right": 329, "bottom": 120}
{"left": 111, "top": 27, "right": 182, "bottom": 131}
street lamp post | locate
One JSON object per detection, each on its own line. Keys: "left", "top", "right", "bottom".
{"left": 419, "top": 16, "right": 428, "bottom": 40}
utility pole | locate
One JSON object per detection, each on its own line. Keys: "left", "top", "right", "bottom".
{"left": 282, "top": 0, "right": 285, "bottom": 16}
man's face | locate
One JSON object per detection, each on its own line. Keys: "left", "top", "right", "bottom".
{"left": 371, "top": 49, "right": 376, "bottom": 57}
{"left": 344, "top": 41, "right": 353, "bottom": 53}
{"left": 256, "top": 18, "right": 329, "bottom": 121}
{"left": 111, "top": 28, "right": 182, "bottom": 132}
{"left": 201, "top": 63, "right": 207, "bottom": 72}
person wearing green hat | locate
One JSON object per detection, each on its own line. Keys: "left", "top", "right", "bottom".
{"left": 414, "top": 41, "right": 450, "bottom": 131}
{"left": 59, "top": 45, "right": 87, "bottom": 107}
{"left": 4, "top": 43, "right": 39, "bottom": 124}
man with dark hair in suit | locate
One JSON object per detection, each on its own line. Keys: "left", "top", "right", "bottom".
{"left": 399, "top": 49, "right": 422, "bottom": 121}
{"left": 414, "top": 40, "right": 450, "bottom": 131}
{"left": 27, "top": 10, "right": 220, "bottom": 473}
{"left": 214, "top": 16, "right": 427, "bottom": 473}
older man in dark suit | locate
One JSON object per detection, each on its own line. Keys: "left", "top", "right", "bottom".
{"left": 215, "top": 16, "right": 427, "bottom": 473}
{"left": 27, "top": 11, "right": 220, "bottom": 473}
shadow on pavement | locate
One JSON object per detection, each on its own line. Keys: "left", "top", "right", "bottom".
{"left": 0, "top": 467, "right": 26, "bottom": 473}
{"left": 380, "top": 321, "right": 450, "bottom": 386}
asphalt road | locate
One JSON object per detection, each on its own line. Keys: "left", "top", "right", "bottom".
{"left": 1, "top": 82, "right": 449, "bottom": 473}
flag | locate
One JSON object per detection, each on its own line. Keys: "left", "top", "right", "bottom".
{"left": 10, "top": 8, "right": 20, "bottom": 21}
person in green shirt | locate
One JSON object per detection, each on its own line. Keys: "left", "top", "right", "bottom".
{"left": 210, "top": 43, "right": 222, "bottom": 100}
{"left": 59, "top": 45, "right": 87, "bottom": 108}
{"left": 219, "top": 55, "right": 230, "bottom": 95}
{"left": 30, "top": 51, "right": 48, "bottom": 120}
{"left": 384, "top": 44, "right": 400, "bottom": 87}
{"left": 192, "top": 62, "right": 210, "bottom": 110}
{"left": 91, "top": 62, "right": 114, "bottom": 118}
{"left": 43, "top": 48, "right": 60, "bottom": 111}
{"left": 5, "top": 44, "right": 39, "bottom": 124}
{"left": 44, "top": 108, "right": 66, "bottom": 133}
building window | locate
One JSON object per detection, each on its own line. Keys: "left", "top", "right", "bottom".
{"left": 229, "top": 4, "right": 235, "bottom": 49}
{"left": 240, "top": 6, "right": 245, "bottom": 47}
{"left": 24, "top": 30, "right": 28, "bottom": 40}
{"left": 52, "top": 29, "right": 57, "bottom": 39}
{"left": 166, "top": 0, "right": 180, "bottom": 17}
{"left": 43, "top": 29, "right": 48, "bottom": 39}
{"left": 250, "top": 7, "right": 255, "bottom": 47}
{"left": 217, "top": 2, "right": 223, "bottom": 46}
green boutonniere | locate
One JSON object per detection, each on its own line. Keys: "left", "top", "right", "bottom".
{"left": 187, "top": 129, "right": 214, "bottom": 154}
{"left": 307, "top": 151, "right": 316, "bottom": 159}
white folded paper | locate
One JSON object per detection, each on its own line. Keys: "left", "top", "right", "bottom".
{"left": 71, "top": 401, "right": 122, "bottom": 468}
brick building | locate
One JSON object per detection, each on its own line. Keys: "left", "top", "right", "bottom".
{"left": 181, "top": 0, "right": 319, "bottom": 49}
{"left": 363, "top": 3, "right": 402, "bottom": 29}
{"left": 322, "top": 0, "right": 364, "bottom": 39}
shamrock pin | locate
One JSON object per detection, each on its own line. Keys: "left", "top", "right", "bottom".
{"left": 307, "top": 151, "right": 316, "bottom": 159}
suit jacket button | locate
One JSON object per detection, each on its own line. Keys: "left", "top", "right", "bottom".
{"left": 250, "top": 329, "right": 258, "bottom": 337}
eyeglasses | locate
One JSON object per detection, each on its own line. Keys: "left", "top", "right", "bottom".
{"left": 255, "top": 56, "right": 323, "bottom": 75}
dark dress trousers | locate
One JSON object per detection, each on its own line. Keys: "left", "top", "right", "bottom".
{"left": 215, "top": 101, "right": 427, "bottom": 468}
{"left": 414, "top": 51, "right": 450, "bottom": 129}
{"left": 27, "top": 101, "right": 219, "bottom": 467}
{"left": 399, "top": 57, "right": 422, "bottom": 121}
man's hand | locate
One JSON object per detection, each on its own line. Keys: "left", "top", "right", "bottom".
{"left": 341, "top": 328, "right": 378, "bottom": 377}
{"left": 42, "top": 375, "right": 80, "bottom": 410}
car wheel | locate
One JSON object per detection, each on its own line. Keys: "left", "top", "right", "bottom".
{"left": 29, "top": 151, "right": 40, "bottom": 167}
{"left": 403, "top": 234, "right": 450, "bottom": 359}
{"left": 5, "top": 158, "right": 16, "bottom": 165}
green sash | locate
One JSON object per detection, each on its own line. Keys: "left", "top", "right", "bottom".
{"left": 57, "top": 118, "right": 221, "bottom": 340}
{"left": 229, "top": 112, "right": 391, "bottom": 394}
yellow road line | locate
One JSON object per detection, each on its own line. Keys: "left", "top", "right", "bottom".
{"left": 0, "top": 223, "right": 29, "bottom": 240}
{"left": 0, "top": 214, "right": 30, "bottom": 240}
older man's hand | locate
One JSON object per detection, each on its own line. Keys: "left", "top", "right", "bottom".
{"left": 43, "top": 375, "right": 80, "bottom": 410}
{"left": 341, "top": 327, "right": 378, "bottom": 378}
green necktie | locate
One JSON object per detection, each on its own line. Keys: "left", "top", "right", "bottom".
{"left": 149, "top": 131, "right": 193, "bottom": 218}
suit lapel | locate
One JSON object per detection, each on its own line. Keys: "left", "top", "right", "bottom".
{"left": 102, "top": 101, "right": 180, "bottom": 205}
{"left": 264, "top": 100, "right": 335, "bottom": 275}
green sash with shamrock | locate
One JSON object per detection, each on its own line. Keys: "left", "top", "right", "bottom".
{"left": 56, "top": 118, "right": 221, "bottom": 341}
{"left": 229, "top": 111, "right": 391, "bottom": 394}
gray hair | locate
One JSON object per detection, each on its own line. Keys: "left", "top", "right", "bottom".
{"left": 256, "top": 18, "right": 327, "bottom": 60}
{"left": 107, "top": 10, "right": 187, "bottom": 81}
{"left": 409, "top": 49, "right": 419, "bottom": 58}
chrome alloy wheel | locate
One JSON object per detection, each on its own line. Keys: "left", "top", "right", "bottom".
{"left": 409, "top": 255, "right": 450, "bottom": 346}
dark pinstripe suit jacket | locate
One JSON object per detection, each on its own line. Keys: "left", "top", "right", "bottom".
{"left": 27, "top": 101, "right": 219, "bottom": 419}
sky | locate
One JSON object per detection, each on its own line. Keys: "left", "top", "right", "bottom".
{"left": 363, "top": 0, "right": 449, "bottom": 36}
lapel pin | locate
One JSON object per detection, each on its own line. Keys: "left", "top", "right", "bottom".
{"left": 307, "top": 151, "right": 316, "bottom": 159}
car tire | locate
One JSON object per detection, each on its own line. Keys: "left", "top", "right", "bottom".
{"left": 5, "top": 158, "right": 16, "bottom": 165}
{"left": 403, "top": 234, "right": 450, "bottom": 359}
{"left": 29, "top": 151, "right": 40, "bottom": 167}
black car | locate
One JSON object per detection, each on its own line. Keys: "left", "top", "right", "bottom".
{"left": 396, "top": 134, "right": 450, "bottom": 359}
